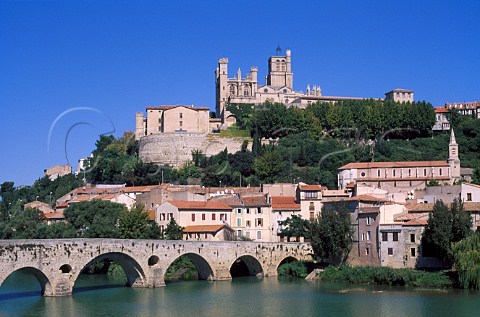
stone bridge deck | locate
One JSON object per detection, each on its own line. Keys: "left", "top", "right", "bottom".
{"left": 0, "top": 239, "right": 313, "bottom": 296}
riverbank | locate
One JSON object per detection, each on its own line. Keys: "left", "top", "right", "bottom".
{"left": 313, "top": 265, "right": 453, "bottom": 288}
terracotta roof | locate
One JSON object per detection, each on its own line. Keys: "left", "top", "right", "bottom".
{"left": 56, "top": 202, "right": 68, "bottom": 208}
{"left": 322, "top": 190, "right": 350, "bottom": 197}
{"left": 403, "top": 219, "right": 428, "bottom": 226}
{"left": 271, "top": 196, "right": 301, "bottom": 211}
{"left": 44, "top": 212, "right": 65, "bottom": 219}
{"left": 338, "top": 161, "right": 448, "bottom": 170}
{"left": 359, "top": 176, "right": 450, "bottom": 181}
{"left": 183, "top": 224, "right": 233, "bottom": 234}
{"left": 394, "top": 212, "right": 429, "bottom": 221}
{"left": 345, "top": 194, "right": 388, "bottom": 202}
{"left": 123, "top": 185, "right": 161, "bottom": 193}
{"left": 241, "top": 195, "right": 270, "bottom": 207}
{"left": 169, "top": 201, "right": 232, "bottom": 210}
{"left": 435, "top": 107, "right": 449, "bottom": 113}
{"left": 346, "top": 182, "right": 355, "bottom": 188}
{"left": 299, "top": 185, "right": 323, "bottom": 191}
{"left": 405, "top": 202, "right": 480, "bottom": 213}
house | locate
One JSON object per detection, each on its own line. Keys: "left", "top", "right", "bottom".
{"left": 155, "top": 201, "right": 232, "bottom": 236}
{"left": 433, "top": 107, "right": 450, "bottom": 131}
{"left": 182, "top": 224, "right": 234, "bottom": 241}
{"left": 241, "top": 194, "right": 271, "bottom": 241}
{"left": 44, "top": 165, "right": 72, "bottom": 181}
{"left": 270, "top": 196, "right": 301, "bottom": 242}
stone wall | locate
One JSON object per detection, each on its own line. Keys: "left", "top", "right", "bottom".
{"left": 139, "top": 133, "right": 248, "bottom": 166}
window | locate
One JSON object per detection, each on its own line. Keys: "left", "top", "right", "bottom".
{"left": 410, "top": 233, "right": 415, "bottom": 243}
{"left": 246, "top": 208, "right": 251, "bottom": 214}
{"left": 236, "top": 218, "right": 242, "bottom": 227}
{"left": 179, "top": 113, "right": 183, "bottom": 119}
{"left": 377, "top": 170, "right": 381, "bottom": 177}
{"left": 366, "top": 248, "right": 370, "bottom": 255}
{"left": 393, "top": 232, "right": 398, "bottom": 241}
{"left": 467, "top": 193, "right": 472, "bottom": 201}
{"left": 257, "top": 231, "right": 262, "bottom": 240}
{"left": 367, "top": 231, "right": 371, "bottom": 241}
{"left": 388, "top": 248, "right": 393, "bottom": 256}
{"left": 191, "top": 214, "right": 195, "bottom": 222}
{"left": 202, "top": 213, "right": 206, "bottom": 221}
{"left": 366, "top": 217, "right": 371, "bottom": 225}
{"left": 411, "top": 248, "right": 416, "bottom": 257}
{"left": 309, "top": 202, "right": 315, "bottom": 211}
{"left": 408, "top": 169, "right": 411, "bottom": 177}
{"left": 255, "top": 218, "right": 263, "bottom": 227}
{"left": 305, "top": 191, "right": 318, "bottom": 199}
{"left": 237, "top": 230, "right": 242, "bottom": 237}
{"left": 361, "top": 233, "right": 365, "bottom": 241}
{"left": 439, "top": 168, "right": 443, "bottom": 176}
{"left": 236, "top": 208, "right": 242, "bottom": 214}
{"left": 220, "top": 213, "right": 226, "bottom": 221}
{"left": 246, "top": 220, "right": 251, "bottom": 227}
{"left": 382, "top": 232, "right": 388, "bottom": 241}
{"left": 180, "top": 121, "right": 183, "bottom": 127}
{"left": 310, "top": 212, "right": 314, "bottom": 222}
{"left": 256, "top": 208, "right": 262, "bottom": 214}
{"left": 360, "top": 172, "right": 366, "bottom": 177}
{"left": 393, "top": 170, "right": 396, "bottom": 177}
{"left": 212, "top": 214, "right": 216, "bottom": 220}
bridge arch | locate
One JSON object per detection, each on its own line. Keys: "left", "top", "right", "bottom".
{"left": 164, "top": 253, "right": 214, "bottom": 281}
{"left": 0, "top": 266, "right": 53, "bottom": 296}
{"left": 72, "top": 252, "right": 147, "bottom": 289}
{"left": 230, "top": 255, "right": 264, "bottom": 277}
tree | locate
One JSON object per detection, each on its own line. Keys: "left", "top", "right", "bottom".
{"left": 164, "top": 218, "right": 183, "bottom": 240}
{"left": 64, "top": 200, "right": 125, "bottom": 238}
{"left": 452, "top": 233, "right": 480, "bottom": 289}
{"left": 2, "top": 207, "right": 46, "bottom": 239}
{"left": 451, "top": 199, "right": 472, "bottom": 243}
{"left": 311, "top": 203, "right": 353, "bottom": 264}
{"left": 422, "top": 200, "right": 453, "bottom": 260}
{"left": 278, "top": 214, "right": 310, "bottom": 241}
{"left": 118, "top": 203, "right": 163, "bottom": 239}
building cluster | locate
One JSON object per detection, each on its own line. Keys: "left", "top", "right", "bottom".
{"left": 28, "top": 130, "right": 480, "bottom": 269}
{"left": 433, "top": 100, "right": 480, "bottom": 131}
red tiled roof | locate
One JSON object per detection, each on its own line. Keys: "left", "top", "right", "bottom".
{"left": 44, "top": 212, "right": 65, "bottom": 219}
{"left": 435, "top": 107, "right": 449, "bottom": 113}
{"left": 359, "top": 176, "right": 450, "bottom": 181}
{"left": 241, "top": 195, "right": 269, "bottom": 207}
{"left": 338, "top": 161, "right": 448, "bottom": 170}
{"left": 345, "top": 194, "right": 388, "bottom": 202}
{"left": 405, "top": 202, "right": 480, "bottom": 213}
{"left": 123, "top": 185, "right": 161, "bottom": 193}
{"left": 299, "top": 185, "right": 323, "bottom": 191}
{"left": 403, "top": 219, "right": 428, "bottom": 226}
{"left": 209, "top": 195, "right": 243, "bottom": 207}
{"left": 169, "top": 200, "right": 232, "bottom": 210}
{"left": 183, "top": 224, "right": 233, "bottom": 233}
{"left": 271, "top": 196, "right": 300, "bottom": 211}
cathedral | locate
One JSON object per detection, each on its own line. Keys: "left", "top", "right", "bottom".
{"left": 215, "top": 48, "right": 414, "bottom": 126}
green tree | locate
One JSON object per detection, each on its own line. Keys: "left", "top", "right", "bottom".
{"left": 311, "top": 203, "right": 353, "bottom": 264}
{"left": 422, "top": 200, "right": 453, "bottom": 260}
{"left": 164, "top": 218, "right": 183, "bottom": 240}
{"left": 64, "top": 200, "right": 125, "bottom": 238}
{"left": 44, "top": 222, "right": 77, "bottom": 238}
{"left": 452, "top": 233, "right": 480, "bottom": 289}
{"left": 451, "top": 199, "right": 472, "bottom": 243}
{"left": 3, "top": 207, "right": 46, "bottom": 239}
{"left": 118, "top": 203, "right": 163, "bottom": 239}
{"left": 278, "top": 214, "right": 311, "bottom": 241}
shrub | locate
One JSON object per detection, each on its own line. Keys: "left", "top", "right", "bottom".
{"left": 278, "top": 261, "right": 308, "bottom": 278}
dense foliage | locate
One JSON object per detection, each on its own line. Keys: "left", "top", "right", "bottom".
{"left": 422, "top": 200, "right": 472, "bottom": 260}
{"left": 310, "top": 203, "right": 354, "bottom": 263}
{"left": 277, "top": 261, "right": 308, "bottom": 278}
{"left": 451, "top": 233, "right": 480, "bottom": 289}
{"left": 278, "top": 214, "right": 311, "bottom": 241}
{"left": 318, "top": 265, "right": 452, "bottom": 288}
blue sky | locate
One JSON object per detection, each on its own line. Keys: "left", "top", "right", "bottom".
{"left": 1, "top": 0, "right": 479, "bottom": 186}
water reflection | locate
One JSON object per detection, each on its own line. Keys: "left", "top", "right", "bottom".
{"left": 1, "top": 272, "right": 480, "bottom": 317}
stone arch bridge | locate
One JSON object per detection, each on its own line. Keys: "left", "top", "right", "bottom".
{"left": 0, "top": 239, "right": 312, "bottom": 296}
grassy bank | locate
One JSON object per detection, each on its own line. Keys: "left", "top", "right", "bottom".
{"left": 317, "top": 265, "right": 452, "bottom": 288}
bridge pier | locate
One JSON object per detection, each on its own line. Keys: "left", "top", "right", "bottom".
{"left": 211, "top": 267, "right": 232, "bottom": 281}
{"left": 46, "top": 274, "right": 73, "bottom": 297}
{"left": 145, "top": 267, "right": 166, "bottom": 288}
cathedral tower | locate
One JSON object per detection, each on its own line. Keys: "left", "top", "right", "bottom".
{"left": 266, "top": 49, "right": 293, "bottom": 88}
{"left": 215, "top": 58, "right": 229, "bottom": 121}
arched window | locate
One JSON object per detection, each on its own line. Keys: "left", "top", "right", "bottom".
{"left": 230, "top": 85, "right": 236, "bottom": 96}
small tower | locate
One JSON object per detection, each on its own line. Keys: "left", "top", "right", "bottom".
{"left": 448, "top": 129, "right": 461, "bottom": 182}
{"left": 216, "top": 58, "right": 229, "bottom": 122}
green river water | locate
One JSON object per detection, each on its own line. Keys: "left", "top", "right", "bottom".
{"left": 1, "top": 271, "right": 479, "bottom": 317}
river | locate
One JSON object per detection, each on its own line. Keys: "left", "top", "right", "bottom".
{"left": 1, "top": 271, "right": 479, "bottom": 317}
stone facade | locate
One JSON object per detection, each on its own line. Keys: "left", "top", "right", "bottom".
{"left": 138, "top": 133, "right": 246, "bottom": 167}
{"left": 215, "top": 49, "right": 414, "bottom": 125}
{"left": 0, "top": 239, "right": 312, "bottom": 297}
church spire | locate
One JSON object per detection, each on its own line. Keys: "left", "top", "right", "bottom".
{"left": 449, "top": 128, "right": 457, "bottom": 145}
